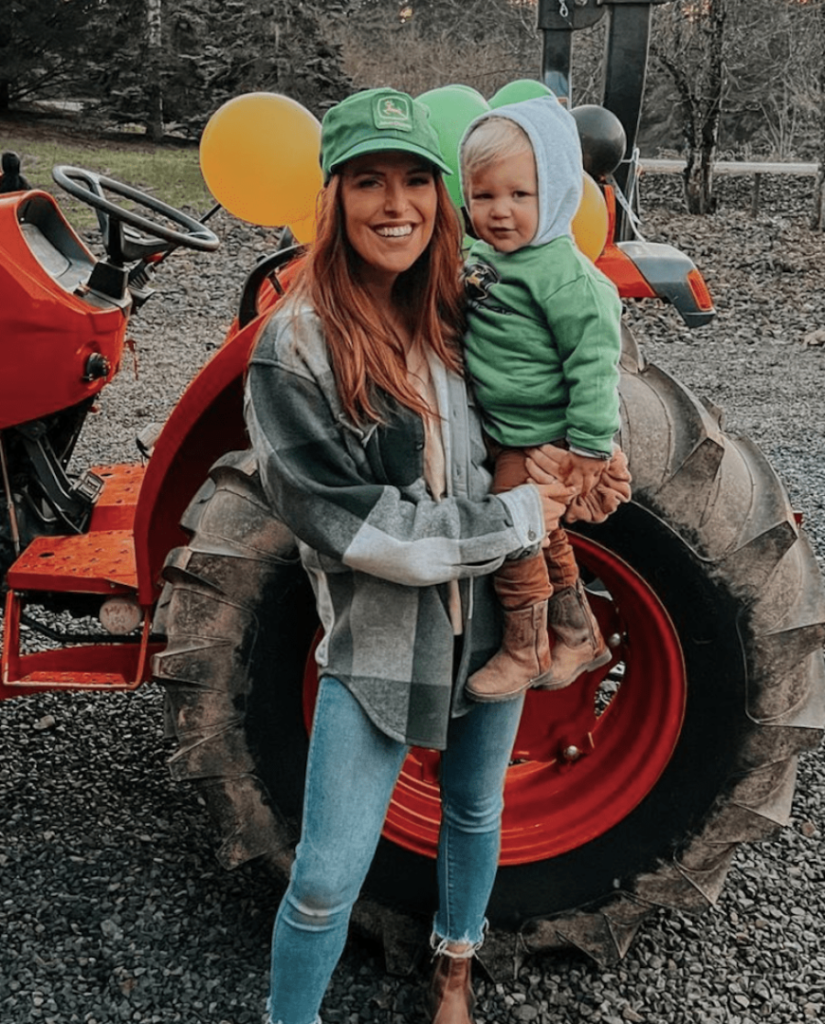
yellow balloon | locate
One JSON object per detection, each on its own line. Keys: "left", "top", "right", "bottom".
{"left": 288, "top": 211, "right": 316, "bottom": 245}
{"left": 571, "top": 172, "right": 609, "bottom": 262}
{"left": 200, "top": 93, "right": 323, "bottom": 227}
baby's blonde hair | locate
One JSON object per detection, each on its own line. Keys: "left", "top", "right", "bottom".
{"left": 461, "top": 117, "right": 533, "bottom": 180}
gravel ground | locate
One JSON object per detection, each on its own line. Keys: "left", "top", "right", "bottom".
{"left": 2, "top": 173, "right": 825, "bottom": 1024}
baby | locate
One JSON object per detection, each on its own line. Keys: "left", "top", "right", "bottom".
{"left": 459, "top": 94, "right": 630, "bottom": 702}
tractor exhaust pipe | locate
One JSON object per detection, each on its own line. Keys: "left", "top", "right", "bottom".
{"left": 537, "top": 0, "right": 668, "bottom": 238}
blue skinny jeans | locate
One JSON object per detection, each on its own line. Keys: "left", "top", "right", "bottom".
{"left": 267, "top": 675, "right": 524, "bottom": 1024}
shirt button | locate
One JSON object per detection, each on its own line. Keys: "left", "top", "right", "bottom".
{"left": 415, "top": 441, "right": 425, "bottom": 451}
{"left": 528, "top": 529, "right": 536, "bottom": 541}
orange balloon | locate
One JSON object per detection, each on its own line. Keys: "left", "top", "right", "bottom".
{"left": 571, "top": 172, "right": 608, "bottom": 262}
{"left": 289, "top": 211, "right": 316, "bottom": 245}
{"left": 200, "top": 93, "right": 323, "bottom": 227}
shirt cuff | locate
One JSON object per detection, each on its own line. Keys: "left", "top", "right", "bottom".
{"left": 567, "top": 442, "right": 612, "bottom": 460}
{"left": 496, "top": 483, "right": 545, "bottom": 552}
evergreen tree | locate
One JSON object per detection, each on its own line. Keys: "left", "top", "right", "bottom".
{"left": 0, "top": 0, "right": 101, "bottom": 109}
{"left": 90, "top": 0, "right": 355, "bottom": 138}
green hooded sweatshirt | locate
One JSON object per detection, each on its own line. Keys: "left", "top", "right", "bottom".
{"left": 460, "top": 95, "right": 622, "bottom": 454}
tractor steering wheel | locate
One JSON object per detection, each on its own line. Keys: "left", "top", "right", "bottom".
{"left": 52, "top": 164, "right": 219, "bottom": 263}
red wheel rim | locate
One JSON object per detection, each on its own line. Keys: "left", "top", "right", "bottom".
{"left": 303, "top": 533, "right": 686, "bottom": 864}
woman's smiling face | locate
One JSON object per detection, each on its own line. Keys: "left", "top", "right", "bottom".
{"left": 340, "top": 151, "right": 438, "bottom": 291}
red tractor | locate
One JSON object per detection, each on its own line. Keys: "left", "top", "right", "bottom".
{"left": 2, "top": 0, "right": 823, "bottom": 973}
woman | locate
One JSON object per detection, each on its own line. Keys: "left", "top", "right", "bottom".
{"left": 244, "top": 87, "right": 570, "bottom": 1024}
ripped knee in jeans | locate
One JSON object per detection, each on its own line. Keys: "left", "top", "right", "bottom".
{"left": 283, "top": 891, "right": 348, "bottom": 934}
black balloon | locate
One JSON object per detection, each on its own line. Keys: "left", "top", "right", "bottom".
{"left": 571, "top": 106, "right": 627, "bottom": 179}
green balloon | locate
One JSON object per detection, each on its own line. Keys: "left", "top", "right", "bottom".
{"left": 489, "top": 79, "right": 552, "bottom": 109}
{"left": 451, "top": 84, "right": 487, "bottom": 102}
{"left": 417, "top": 85, "right": 490, "bottom": 209}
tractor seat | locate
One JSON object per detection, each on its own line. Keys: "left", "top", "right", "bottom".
{"left": 15, "top": 192, "right": 96, "bottom": 295}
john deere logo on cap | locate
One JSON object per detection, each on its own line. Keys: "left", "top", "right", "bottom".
{"left": 373, "top": 94, "right": 413, "bottom": 132}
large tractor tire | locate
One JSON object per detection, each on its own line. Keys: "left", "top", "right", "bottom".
{"left": 153, "top": 330, "right": 825, "bottom": 971}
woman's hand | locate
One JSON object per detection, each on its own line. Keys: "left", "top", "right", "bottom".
{"left": 533, "top": 482, "right": 576, "bottom": 534}
{"left": 523, "top": 451, "right": 577, "bottom": 534}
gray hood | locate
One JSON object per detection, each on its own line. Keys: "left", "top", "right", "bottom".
{"left": 460, "top": 93, "right": 583, "bottom": 248}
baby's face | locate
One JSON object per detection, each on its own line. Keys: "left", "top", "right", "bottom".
{"left": 467, "top": 149, "right": 538, "bottom": 253}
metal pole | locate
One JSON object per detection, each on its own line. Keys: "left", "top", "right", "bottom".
{"left": 0, "top": 431, "right": 21, "bottom": 557}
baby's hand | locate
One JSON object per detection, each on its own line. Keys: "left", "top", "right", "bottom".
{"left": 564, "top": 452, "right": 607, "bottom": 498}
{"left": 524, "top": 445, "right": 607, "bottom": 498}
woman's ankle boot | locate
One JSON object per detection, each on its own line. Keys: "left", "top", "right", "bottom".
{"left": 427, "top": 954, "right": 476, "bottom": 1024}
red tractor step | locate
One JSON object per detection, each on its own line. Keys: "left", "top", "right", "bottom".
{"left": 6, "top": 530, "right": 138, "bottom": 593}
{"left": 87, "top": 463, "right": 145, "bottom": 531}
{"left": 1, "top": 467, "right": 157, "bottom": 695}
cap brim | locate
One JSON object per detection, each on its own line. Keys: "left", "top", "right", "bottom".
{"left": 328, "top": 138, "right": 452, "bottom": 179}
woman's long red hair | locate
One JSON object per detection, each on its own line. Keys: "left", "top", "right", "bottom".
{"left": 288, "top": 172, "right": 465, "bottom": 425}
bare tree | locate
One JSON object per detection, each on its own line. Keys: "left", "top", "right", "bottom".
{"left": 651, "top": 0, "right": 727, "bottom": 214}
{"left": 334, "top": 0, "right": 540, "bottom": 97}
{"left": 811, "top": 0, "right": 825, "bottom": 229}
{"left": 722, "top": 0, "right": 821, "bottom": 161}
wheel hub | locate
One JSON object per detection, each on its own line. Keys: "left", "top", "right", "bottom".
{"left": 303, "top": 533, "right": 686, "bottom": 865}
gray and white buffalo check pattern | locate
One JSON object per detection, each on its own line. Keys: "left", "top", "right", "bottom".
{"left": 245, "top": 301, "right": 543, "bottom": 749}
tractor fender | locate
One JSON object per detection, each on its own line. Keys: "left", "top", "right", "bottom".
{"left": 617, "top": 240, "right": 716, "bottom": 327}
{"left": 132, "top": 315, "right": 262, "bottom": 606}
{"left": 134, "top": 250, "right": 303, "bottom": 604}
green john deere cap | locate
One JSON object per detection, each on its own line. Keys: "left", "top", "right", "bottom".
{"left": 320, "top": 88, "right": 452, "bottom": 182}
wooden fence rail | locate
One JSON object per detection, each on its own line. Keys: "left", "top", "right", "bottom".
{"left": 640, "top": 159, "right": 818, "bottom": 177}
{"left": 639, "top": 159, "right": 820, "bottom": 216}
